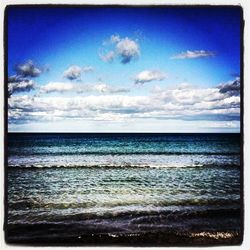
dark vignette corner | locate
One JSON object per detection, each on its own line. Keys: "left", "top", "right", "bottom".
{"left": 3, "top": 4, "right": 10, "bottom": 244}
{"left": 239, "top": 4, "right": 244, "bottom": 245}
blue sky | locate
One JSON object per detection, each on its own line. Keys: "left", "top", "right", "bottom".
{"left": 7, "top": 6, "right": 242, "bottom": 132}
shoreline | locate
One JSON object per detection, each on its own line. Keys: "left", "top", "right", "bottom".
{"left": 5, "top": 230, "right": 242, "bottom": 246}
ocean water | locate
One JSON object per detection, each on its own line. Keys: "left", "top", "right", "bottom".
{"left": 6, "top": 133, "right": 242, "bottom": 245}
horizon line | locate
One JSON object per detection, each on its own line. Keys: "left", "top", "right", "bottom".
{"left": 7, "top": 131, "right": 241, "bottom": 134}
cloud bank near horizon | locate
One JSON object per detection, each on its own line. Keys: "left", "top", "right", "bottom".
{"left": 8, "top": 78, "right": 240, "bottom": 127}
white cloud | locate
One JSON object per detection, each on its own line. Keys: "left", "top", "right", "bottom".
{"left": 39, "top": 82, "right": 130, "bottom": 95}
{"left": 116, "top": 37, "right": 140, "bottom": 64}
{"left": 63, "top": 65, "right": 82, "bottom": 80}
{"left": 171, "top": 50, "right": 215, "bottom": 59}
{"left": 99, "top": 51, "right": 115, "bottom": 63}
{"left": 8, "top": 95, "right": 150, "bottom": 124}
{"left": 134, "top": 70, "right": 167, "bottom": 84}
{"left": 218, "top": 77, "right": 240, "bottom": 96}
{"left": 40, "top": 82, "right": 74, "bottom": 93}
{"left": 91, "top": 84, "right": 130, "bottom": 94}
{"left": 77, "top": 83, "right": 130, "bottom": 94}
{"left": 9, "top": 79, "right": 240, "bottom": 125}
{"left": 8, "top": 75, "right": 25, "bottom": 83}
{"left": 16, "top": 60, "right": 42, "bottom": 77}
{"left": 8, "top": 60, "right": 49, "bottom": 97}
{"left": 8, "top": 79, "right": 35, "bottom": 97}
{"left": 100, "top": 35, "right": 140, "bottom": 64}
{"left": 63, "top": 65, "right": 94, "bottom": 81}
{"left": 82, "top": 66, "right": 94, "bottom": 73}
{"left": 203, "top": 121, "right": 238, "bottom": 129}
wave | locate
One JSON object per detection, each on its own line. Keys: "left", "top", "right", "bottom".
{"left": 8, "top": 204, "right": 241, "bottom": 236}
{"left": 8, "top": 162, "right": 240, "bottom": 169}
{"left": 8, "top": 198, "right": 241, "bottom": 211}
{"left": 8, "top": 151, "right": 240, "bottom": 156}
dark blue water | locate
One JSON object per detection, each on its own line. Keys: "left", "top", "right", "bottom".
{"left": 7, "top": 133, "right": 241, "bottom": 243}
{"left": 8, "top": 133, "right": 240, "bottom": 168}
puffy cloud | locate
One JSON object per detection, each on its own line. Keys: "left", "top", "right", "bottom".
{"left": 116, "top": 37, "right": 140, "bottom": 64}
{"left": 171, "top": 50, "right": 215, "bottom": 59}
{"left": 134, "top": 70, "right": 167, "bottom": 84}
{"left": 100, "top": 35, "right": 140, "bottom": 64}
{"left": 63, "top": 65, "right": 82, "bottom": 81}
{"left": 62, "top": 65, "right": 94, "bottom": 81}
{"left": 218, "top": 77, "right": 240, "bottom": 96}
{"left": 8, "top": 79, "right": 35, "bottom": 97}
{"left": 16, "top": 60, "right": 42, "bottom": 77}
{"left": 8, "top": 60, "right": 49, "bottom": 97}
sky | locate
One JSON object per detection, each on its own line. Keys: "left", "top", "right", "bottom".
{"left": 7, "top": 6, "right": 242, "bottom": 132}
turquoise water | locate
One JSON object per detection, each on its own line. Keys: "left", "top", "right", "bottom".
{"left": 7, "top": 133, "right": 241, "bottom": 242}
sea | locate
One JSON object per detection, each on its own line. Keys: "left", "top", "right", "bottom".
{"left": 6, "top": 133, "right": 242, "bottom": 245}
